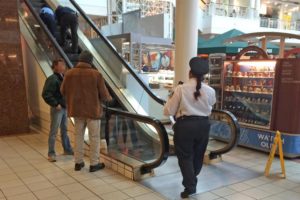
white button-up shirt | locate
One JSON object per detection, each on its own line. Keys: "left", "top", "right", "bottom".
{"left": 164, "top": 79, "right": 216, "bottom": 118}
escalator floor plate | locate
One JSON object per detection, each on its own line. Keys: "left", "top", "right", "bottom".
{"left": 140, "top": 156, "right": 260, "bottom": 200}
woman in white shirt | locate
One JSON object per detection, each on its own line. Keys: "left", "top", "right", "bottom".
{"left": 164, "top": 57, "right": 216, "bottom": 198}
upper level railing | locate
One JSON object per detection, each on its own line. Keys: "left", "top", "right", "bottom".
{"left": 203, "top": 2, "right": 300, "bottom": 32}
{"left": 204, "top": 2, "right": 257, "bottom": 19}
{"left": 260, "top": 17, "right": 300, "bottom": 31}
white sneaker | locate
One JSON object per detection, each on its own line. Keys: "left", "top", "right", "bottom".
{"left": 48, "top": 155, "right": 56, "bottom": 162}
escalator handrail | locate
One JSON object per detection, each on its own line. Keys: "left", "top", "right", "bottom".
{"left": 69, "top": 0, "right": 166, "bottom": 105}
{"left": 104, "top": 106, "right": 169, "bottom": 174}
{"left": 209, "top": 109, "right": 240, "bottom": 158}
{"left": 23, "top": 0, "right": 73, "bottom": 69}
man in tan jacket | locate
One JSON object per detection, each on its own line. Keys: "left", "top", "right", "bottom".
{"left": 61, "top": 50, "right": 112, "bottom": 172}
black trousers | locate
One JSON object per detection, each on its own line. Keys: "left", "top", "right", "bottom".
{"left": 174, "top": 117, "right": 210, "bottom": 192}
{"left": 60, "top": 13, "right": 78, "bottom": 53}
{"left": 40, "top": 13, "right": 57, "bottom": 37}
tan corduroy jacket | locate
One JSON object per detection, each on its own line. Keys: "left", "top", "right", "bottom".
{"left": 61, "top": 62, "right": 112, "bottom": 119}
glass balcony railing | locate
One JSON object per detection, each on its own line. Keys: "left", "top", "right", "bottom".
{"left": 260, "top": 17, "right": 300, "bottom": 31}
{"left": 204, "top": 3, "right": 257, "bottom": 19}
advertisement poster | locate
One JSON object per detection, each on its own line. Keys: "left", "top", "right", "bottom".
{"left": 141, "top": 50, "right": 174, "bottom": 72}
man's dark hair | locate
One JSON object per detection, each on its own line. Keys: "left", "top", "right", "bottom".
{"left": 51, "top": 58, "right": 64, "bottom": 69}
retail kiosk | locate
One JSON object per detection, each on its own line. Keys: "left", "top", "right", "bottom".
{"left": 208, "top": 47, "right": 300, "bottom": 158}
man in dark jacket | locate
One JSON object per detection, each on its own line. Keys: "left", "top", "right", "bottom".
{"left": 61, "top": 50, "right": 112, "bottom": 172}
{"left": 55, "top": 6, "right": 78, "bottom": 53}
{"left": 42, "top": 59, "right": 73, "bottom": 162}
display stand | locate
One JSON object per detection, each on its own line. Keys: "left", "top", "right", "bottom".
{"left": 209, "top": 47, "right": 300, "bottom": 158}
{"left": 208, "top": 53, "right": 226, "bottom": 110}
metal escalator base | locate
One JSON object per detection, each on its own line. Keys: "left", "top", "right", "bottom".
{"left": 140, "top": 155, "right": 260, "bottom": 199}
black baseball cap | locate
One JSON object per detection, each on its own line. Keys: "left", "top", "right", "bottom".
{"left": 189, "top": 57, "right": 209, "bottom": 75}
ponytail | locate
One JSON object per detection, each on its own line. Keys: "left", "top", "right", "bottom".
{"left": 194, "top": 75, "right": 204, "bottom": 100}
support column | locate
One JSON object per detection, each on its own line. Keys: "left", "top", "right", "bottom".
{"left": 279, "top": 36, "right": 285, "bottom": 58}
{"left": 107, "top": 0, "right": 112, "bottom": 25}
{"left": 209, "top": 0, "right": 216, "bottom": 16}
{"left": 0, "top": 0, "right": 29, "bottom": 134}
{"left": 174, "top": 0, "right": 199, "bottom": 84}
{"left": 261, "top": 37, "right": 267, "bottom": 52}
{"left": 249, "top": 0, "right": 256, "bottom": 19}
{"left": 255, "top": 0, "right": 261, "bottom": 17}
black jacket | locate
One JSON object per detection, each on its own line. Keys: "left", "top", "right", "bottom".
{"left": 42, "top": 73, "right": 66, "bottom": 108}
{"left": 55, "top": 6, "right": 76, "bottom": 24}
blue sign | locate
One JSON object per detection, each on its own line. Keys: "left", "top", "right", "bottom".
{"left": 210, "top": 122, "right": 300, "bottom": 158}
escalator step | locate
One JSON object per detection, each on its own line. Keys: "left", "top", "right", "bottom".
{"left": 32, "top": 2, "right": 44, "bottom": 8}
{"left": 67, "top": 54, "right": 79, "bottom": 63}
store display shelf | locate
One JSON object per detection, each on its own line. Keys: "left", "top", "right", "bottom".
{"left": 224, "top": 90, "right": 273, "bottom": 95}
{"left": 209, "top": 76, "right": 222, "bottom": 80}
{"left": 210, "top": 67, "right": 222, "bottom": 70}
{"left": 210, "top": 84, "right": 222, "bottom": 87}
{"left": 246, "top": 85, "right": 273, "bottom": 88}
{"left": 226, "top": 76, "right": 274, "bottom": 79}
{"left": 224, "top": 100, "right": 271, "bottom": 106}
{"left": 244, "top": 71, "right": 275, "bottom": 73}
{"left": 239, "top": 122, "right": 270, "bottom": 130}
{"left": 225, "top": 107, "right": 270, "bottom": 118}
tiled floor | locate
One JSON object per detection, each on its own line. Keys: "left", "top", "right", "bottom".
{"left": 0, "top": 132, "right": 165, "bottom": 200}
{"left": 143, "top": 147, "right": 300, "bottom": 200}
{"left": 1, "top": 132, "right": 300, "bottom": 200}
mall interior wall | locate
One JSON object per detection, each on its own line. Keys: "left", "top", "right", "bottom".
{"left": 102, "top": 13, "right": 172, "bottom": 39}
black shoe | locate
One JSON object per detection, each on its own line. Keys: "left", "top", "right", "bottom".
{"left": 180, "top": 189, "right": 196, "bottom": 199}
{"left": 74, "top": 162, "right": 85, "bottom": 171}
{"left": 89, "top": 163, "right": 105, "bottom": 172}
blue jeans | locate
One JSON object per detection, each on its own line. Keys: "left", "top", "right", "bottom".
{"left": 48, "top": 107, "right": 73, "bottom": 156}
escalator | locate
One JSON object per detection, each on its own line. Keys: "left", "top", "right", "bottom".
{"left": 19, "top": 0, "right": 240, "bottom": 180}
{"left": 66, "top": 0, "right": 240, "bottom": 159}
